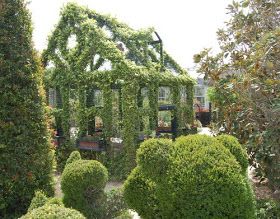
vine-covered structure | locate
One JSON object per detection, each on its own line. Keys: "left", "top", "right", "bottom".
{"left": 43, "top": 3, "right": 195, "bottom": 167}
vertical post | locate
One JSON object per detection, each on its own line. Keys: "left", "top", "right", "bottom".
{"left": 186, "top": 85, "right": 194, "bottom": 125}
{"left": 118, "top": 88, "right": 123, "bottom": 122}
{"left": 137, "top": 87, "right": 144, "bottom": 131}
{"left": 122, "top": 82, "right": 138, "bottom": 173}
{"left": 55, "top": 87, "right": 64, "bottom": 137}
{"left": 154, "top": 31, "right": 164, "bottom": 71}
{"left": 103, "top": 85, "right": 113, "bottom": 156}
{"left": 78, "top": 88, "right": 87, "bottom": 137}
{"left": 148, "top": 83, "right": 159, "bottom": 131}
{"left": 160, "top": 42, "right": 164, "bottom": 70}
{"left": 86, "top": 88, "right": 95, "bottom": 135}
{"left": 61, "top": 86, "right": 71, "bottom": 140}
{"left": 172, "top": 86, "right": 180, "bottom": 139}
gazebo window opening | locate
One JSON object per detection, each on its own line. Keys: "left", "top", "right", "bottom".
{"left": 93, "top": 89, "right": 103, "bottom": 107}
{"left": 158, "top": 86, "right": 171, "bottom": 104}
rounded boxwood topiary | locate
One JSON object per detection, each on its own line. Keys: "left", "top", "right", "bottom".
{"left": 136, "top": 139, "right": 172, "bottom": 181}
{"left": 20, "top": 204, "right": 85, "bottom": 219}
{"left": 124, "top": 134, "right": 256, "bottom": 219}
{"left": 123, "top": 167, "right": 160, "bottom": 219}
{"left": 167, "top": 134, "right": 256, "bottom": 218}
{"left": 216, "top": 134, "right": 249, "bottom": 175}
{"left": 61, "top": 159, "right": 108, "bottom": 219}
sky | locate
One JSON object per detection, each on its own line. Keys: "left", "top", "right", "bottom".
{"left": 28, "top": 0, "right": 232, "bottom": 77}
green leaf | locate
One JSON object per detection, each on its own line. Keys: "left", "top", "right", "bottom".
{"left": 242, "top": 0, "right": 249, "bottom": 8}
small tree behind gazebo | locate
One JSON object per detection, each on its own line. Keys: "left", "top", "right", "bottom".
{"left": 43, "top": 3, "right": 195, "bottom": 172}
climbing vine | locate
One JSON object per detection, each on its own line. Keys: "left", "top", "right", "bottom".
{"left": 43, "top": 3, "right": 195, "bottom": 172}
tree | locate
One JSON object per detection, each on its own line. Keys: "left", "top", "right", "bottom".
{"left": 194, "top": 0, "right": 280, "bottom": 191}
{"left": 0, "top": 0, "right": 54, "bottom": 217}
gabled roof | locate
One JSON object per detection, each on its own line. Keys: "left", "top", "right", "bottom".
{"left": 43, "top": 3, "right": 190, "bottom": 78}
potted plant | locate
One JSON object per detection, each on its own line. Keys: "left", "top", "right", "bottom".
{"left": 77, "top": 134, "right": 105, "bottom": 151}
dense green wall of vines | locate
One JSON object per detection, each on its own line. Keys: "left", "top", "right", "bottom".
{"left": 43, "top": 3, "right": 195, "bottom": 171}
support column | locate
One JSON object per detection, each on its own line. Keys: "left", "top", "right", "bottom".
{"left": 78, "top": 88, "right": 87, "bottom": 137}
{"left": 186, "top": 85, "right": 194, "bottom": 125}
{"left": 102, "top": 85, "right": 113, "bottom": 156}
{"left": 61, "top": 87, "right": 71, "bottom": 139}
{"left": 148, "top": 84, "right": 159, "bottom": 131}
{"left": 122, "top": 82, "right": 138, "bottom": 172}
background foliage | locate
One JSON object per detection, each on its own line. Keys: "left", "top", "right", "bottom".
{"left": 194, "top": 0, "right": 280, "bottom": 191}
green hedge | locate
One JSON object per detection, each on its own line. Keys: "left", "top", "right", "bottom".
{"left": 0, "top": 0, "right": 54, "bottom": 217}
{"left": 61, "top": 159, "right": 108, "bottom": 218}
{"left": 124, "top": 134, "right": 256, "bottom": 218}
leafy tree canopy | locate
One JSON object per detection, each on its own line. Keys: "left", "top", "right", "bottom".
{"left": 194, "top": 0, "right": 280, "bottom": 191}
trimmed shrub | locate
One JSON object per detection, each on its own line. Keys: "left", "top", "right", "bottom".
{"left": 27, "top": 190, "right": 64, "bottom": 212}
{"left": 65, "top": 150, "right": 81, "bottom": 166}
{"left": 123, "top": 167, "right": 160, "bottom": 219}
{"left": 169, "top": 135, "right": 255, "bottom": 218}
{"left": 61, "top": 159, "right": 108, "bottom": 218}
{"left": 20, "top": 204, "right": 85, "bottom": 219}
{"left": 28, "top": 191, "right": 48, "bottom": 212}
{"left": 124, "top": 134, "right": 256, "bottom": 218}
{"left": 136, "top": 139, "right": 171, "bottom": 181}
{"left": 216, "top": 134, "right": 249, "bottom": 175}
{"left": 0, "top": 0, "right": 54, "bottom": 217}
{"left": 46, "top": 197, "right": 63, "bottom": 206}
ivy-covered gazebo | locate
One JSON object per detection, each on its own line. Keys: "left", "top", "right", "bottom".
{"left": 43, "top": 3, "right": 195, "bottom": 167}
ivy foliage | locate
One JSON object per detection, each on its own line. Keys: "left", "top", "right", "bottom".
{"left": 0, "top": 0, "right": 54, "bottom": 218}
{"left": 43, "top": 3, "right": 195, "bottom": 171}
